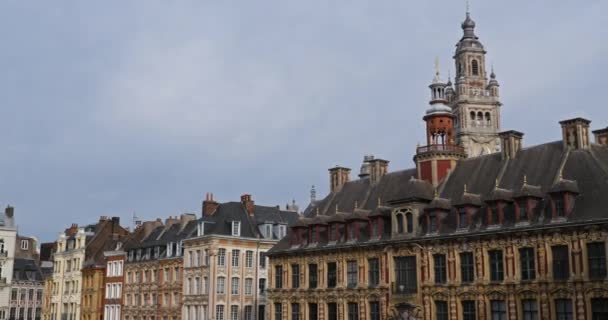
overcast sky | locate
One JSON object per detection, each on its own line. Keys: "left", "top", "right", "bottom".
{"left": 0, "top": 1, "right": 606, "bottom": 242}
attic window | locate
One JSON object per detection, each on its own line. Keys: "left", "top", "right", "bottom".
{"left": 489, "top": 205, "right": 499, "bottom": 225}
{"left": 20, "top": 240, "right": 28, "bottom": 250}
{"left": 232, "top": 221, "right": 241, "bottom": 237}
{"left": 517, "top": 200, "right": 529, "bottom": 222}
{"left": 458, "top": 207, "right": 468, "bottom": 229}
{"left": 428, "top": 212, "right": 438, "bottom": 233}
{"left": 278, "top": 225, "right": 286, "bottom": 238}
{"left": 554, "top": 197, "right": 565, "bottom": 217}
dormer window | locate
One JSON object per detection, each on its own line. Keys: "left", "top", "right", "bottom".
{"left": 232, "top": 221, "right": 241, "bottom": 237}
{"left": 406, "top": 213, "right": 413, "bottom": 233}
{"left": 278, "top": 225, "right": 286, "bottom": 238}
{"left": 554, "top": 197, "right": 565, "bottom": 217}
{"left": 458, "top": 207, "right": 468, "bottom": 229}
{"left": 197, "top": 222, "right": 205, "bottom": 237}
{"left": 429, "top": 212, "right": 438, "bottom": 233}
{"left": 167, "top": 243, "right": 173, "bottom": 257}
{"left": 489, "top": 205, "right": 499, "bottom": 225}
{"left": 516, "top": 199, "right": 529, "bottom": 222}
{"left": 396, "top": 214, "right": 404, "bottom": 234}
{"left": 329, "top": 224, "right": 337, "bottom": 241}
{"left": 136, "top": 249, "right": 142, "bottom": 261}
{"left": 145, "top": 248, "right": 152, "bottom": 260}
{"left": 371, "top": 219, "right": 380, "bottom": 237}
{"left": 347, "top": 223, "right": 356, "bottom": 241}
{"left": 20, "top": 240, "right": 28, "bottom": 250}
{"left": 154, "top": 246, "right": 160, "bottom": 259}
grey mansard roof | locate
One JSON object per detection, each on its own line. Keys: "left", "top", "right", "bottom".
{"left": 270, "top": 140, "right": 608, "bottom": 254}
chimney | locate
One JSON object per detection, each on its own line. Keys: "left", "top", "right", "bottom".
{"left": 66, "top": 223, "right": 79, "bottom": 237}
{"left": 241, "top": 194, "right": 255, "bottom": 216}
{"left": 499, "top": 130, "right": 524, "bottom": 159}
{"left": 358, "top": 155, "right": 373, "bottom": 178}
{"left": 142, "top": 220, "right": 163, "bottom": 238}
{"left": 328, "top": 166, "right": 351, "bottom": 193}
{"left": 593, "top": 127, "right": 608, "bottom": 145}
{"left": 165, "top": 216, "right": 179, "bottom": 227}
{"left": 367, "top": 158, "right": 389, "bottom": 184}
{"left": 180, "top": 214, "right": 196, "bottom": 229}
{"left": 202, "top": 193, "right": 219, "bottom": 216}
{"left": 560, "top": 118, "right": 591, "bottom": 150}
{"left": 4, "top": 206, "right": 14, "bottom": 218}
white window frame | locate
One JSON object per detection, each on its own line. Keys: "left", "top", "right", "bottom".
{"left": 20, "top": 240, "right": 28, "bottom": 250}
{"left": 231, "top": 221, "right": 241, "bottom": 236}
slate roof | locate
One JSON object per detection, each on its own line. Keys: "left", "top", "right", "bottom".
{"left": 271, "top": 139, "right": 608, "bottom": 254}
{"left": 12, "top": 259, "right": 43, "bottom": 282}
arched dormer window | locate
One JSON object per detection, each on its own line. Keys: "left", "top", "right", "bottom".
{"left": 457, "top": 207, "right": 468, "bottom": 229}
{"left": 396, "top": 214, "right": 404, "bottom": 234}
{"left": 406, "top": 212, "right": 413, "bottom": 233}
{"left": 428, "top": 212, "right": 438, "bottom": 233}
{"left": 471, "top": 59, "right": 479, "bottom": 76}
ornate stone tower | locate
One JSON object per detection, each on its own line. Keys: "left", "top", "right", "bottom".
{"left": 448, "top": 11, "right": 502, "bottom": 157}
{"left": 414, "top": 65, "right": 466, "bottom": 186}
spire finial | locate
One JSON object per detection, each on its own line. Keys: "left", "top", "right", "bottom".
{"left": 377, "top": 197, "right": 381, "bottom": 206}
{"left": 558, "top": 169, "right": 563, "bottom": 180}
{"left": 434, "top": 188, "right": 439, "bottom": 198}
{"left": 354, "top": 201, "right": 358, "bottom": 209}
{"left": 464, "top": 184, "right": 468, "bottom": 193}
{"left": 466, "top": 0, "right": 470, "bottom": 15}
{"left": 433, "top": 57, "right": 441, "bottom": 83}
{"left": 523, "top": 175, "right": 528, "bottom": 185}
{"left": 335, "top": 204, "right": 339, "bottom": 213}
{"left": 495, "top": 178, "right": 499, "bottom": 189}
{"left": 310, "top": 185, "right": 316, "bottom": 203}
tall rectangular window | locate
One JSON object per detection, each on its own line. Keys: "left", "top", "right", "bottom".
{"left": 489, "top": 250, "right": 504, "bottom": 282}
{"left": 230, "top": 305, "right": 238, "bottom": 320}
{"left": 231, "top": 250, "right": 240, "bottom": 267}
{"left": 308, "top": 303, "right": 317, "bottom": 320}
{"left": 587, "top": 242, "right": 607, "bottom": 279}
{"left": 244, "top": 278, "right": 253, "bottom": 295}
{"left": 552, "top": 245, "right": 570, "bottom": 280}
{"left": 554, "top": 197, "right": 565, "bottom": 217}
{"left": 218, "top": 248, "right": 226, "bottom": 266}
{"left": 368, "top": 301, "right": 380, "bottom": 320}
{"left": 216, "top": 305, "right": 225, "bottom": 320}
{"left": 244, "top": 306, "right": 253, "bottom": 320}
{"left": 308, "top": 264, "right": 317, "bottom": 289}
{"left": 232, "top": 221, "right": 241, "bottom": 236}
{"left": 347, "top": 303, "right": 358, "bottom": 320}
{"left": 520, "top": 247, "right": 536, "bottom": 280}
{"left": 327, "top": 262, "right": 337, "bottom": 288}
{"left": 462, "top": 300, "right": 476, "bottom": 320}
{"left": 245, "top": 251, "right": 254, "bottom": 268}
{"left": 231, "top": 277, "right": 239, "bottom": 295}
{"left": 394, "top": 256, "right": 417, "bottom": 293}
{"left": 435, "top": 301, "right": 448, "bottom": 320}
{"left": 274, "top": 303, "right": 282, "bottom": 320}
{"left": 429, "top": 212, "right": 438, "bottom": 232}
{"left": 291, "top": 265, "right": 300, "bottom": 289}
{"left": 591, "top": 298, "right": 608, "bottom": 320}
{"left": 460, "top": 252, "right": 474, "bottom": 283}
{"left": 259, "top": 278, "right": 266, "bottom": 294}
{"left": 434, "top": 254, "right": 447, "bottom": 284}
{"left": 555, "top": 299, "right": 572, "bottom": 320}
{"left": 458, "top": 208, "right": 467, "bottom": 228}
{"left": 347, "top": 261, "right": 357, "bottom": 288}
{"left": 275, "top": 266, "right": 283, "bottom": 289}
{"left": 490, "top": 300, "right": 507, "bottom": 320}
{"left": 327, "top": 303, "right": 337, "bottom": 320}
{"left": 368, "top": 258, "right": 379, "bottom": 287}
{"left": 217, "top": 277, "right": 225, "bottom": 294}
{"left": 522, "top": 299, "right": 538, "bottom": 320}
{"left": 291, "top": 303, "right": 300, "bottom": 320}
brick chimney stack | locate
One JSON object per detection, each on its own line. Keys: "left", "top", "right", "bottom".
{"left": 328, "top": 166, "right": 351, "bottom": 193}
{"left": 560, "top": 117, "right": 591, "bottom": 150}
{"left": 593, "top": 127, "right": 608, "bottom": 145}
{"left": 202, "top": 193, "right": 219, "bottom": 216}
{"left": 241, "top": 194, "right": 255, "bottom": 216}
{"left": 367, "top": 158, "right": 389, "bottom": 184}
{"left": 499, "top": 130, "right": 524, "bottom": 159}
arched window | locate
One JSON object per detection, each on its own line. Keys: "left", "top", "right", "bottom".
{"left": 406, "top": 212, "right": 413, "bottom": 233}
{"left": 471, "top": 59, "right": 479, "bottom": 76}
{"left": 470, "top": 111, "right": 476, "bottom": 120}
{"left": 477, "top": 112, "right": 483, "bottom": 126}
{"left": 396, "top": 214, "right": 404, "bottom": 234}
{"left": 458, "top": 62, "right": 463, "bottom": 76}
{"left": 485, "top": 112, "right": 491, "bottom": 126}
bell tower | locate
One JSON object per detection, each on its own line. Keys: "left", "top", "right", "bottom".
{"left": 414, "top": 64, "right": 466, "bottom": 186}
{"left": 449, "top": 11, "right": 502, "bottom": 157}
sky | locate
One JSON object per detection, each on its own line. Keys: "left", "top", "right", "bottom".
{"left": 0, "top": 1, "right": 606, "bottom": 242}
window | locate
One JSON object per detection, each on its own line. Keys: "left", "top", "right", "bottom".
{"left": 216, "top": 305, "right": 225, "bottom": 320}
{"left": 462, "top": 300, "right": 476, "bottom": 320}
{"left": 230, "top": 305, "right": 238, "bottom": 320}
{"left": 552, "top": 245, "right": 569, "bottom": 280}
{"left": 394, "top": 256, "right": 417, "bottom": 293}
{"left": 245, "top": 251, "right": 254, "bottom": 268}
{"left": 587, "top": 242, "right": 607, "bottom": 279}
{"left": 243, "top": 306, "right": 253, "bottom": 320}
{"left": 347, "top": 261, "right": 357, "bottom": 288}
{"left": 327, "top": 303, "right": 337, "bottom": 320}
{"left": 490, "top": 300, "right": 506, "bottom": 320}
{"left": 259, "top": 278, "right": 266, "bottom": 294}
{"left": 429, "top": 212, "right": 438, "bottom": 233}
{"left": 490, "top": 205, "right": 499, "bottom": 225}
{"left": 327, "top": 262, "right": 337, "bottom": 288}
{"left": 555, "top": 299, "right": 572, "bottom": 320}
{"left": 434, "top": 254, "right": 447, "bottom": 284}
{"left": 518, "top": 200, "right": 528, "bottom": 220}
{"left": 406, "top": 212, "right": 413, "bottom": 233}
{"left": 592, "top": 298, "right": 608, "bottom": 320}
{"left": 329, "top": 224, "right": 337, "bottom": 241}
{"left": 460, "top": 252, "right": 475, "bottom": 283}
{"left": 274, "top": 303, "right": 283, "bottom": 320}
{"left": 369, "top": 302, "right": 380, "bottom": 320}
{"left": 347, "top": 303, "right": 358, "bottom": 320}
{"left": 396, "top": 214, "right": 404, "bottom": 233}
{"left": 231, "top": 277, "right": 239, "bottom": 295}
{"left": 20, "top": 240, "right": 28, "bottom": 250}
{"left": 435, "top": 301, "right": 448, "bottom": 320}
{"left": 291, "top": 303, "right": 300, "bottom": 320}
{"left": 347, "top": 223, "right": 356, "bottom": 240}
{"left": 458, "top": 207, "right": 467, "bottom": 228}
{"left": 489, "top": 250, "right": 504, "bottom": 282}
{"left": 554, "top": 197, "right": 565, "bottom": 217}
{"left": 231, "top": 250, "right": 240, "bottom": 267}
{"left": 522, "top": 299, "right": 538, "bottom": 320}
{"left": 275, "top": 266, "right": 283, "bottom": 289}
{"left": 371, "top": 219, "right": 380, "bottom": 237}
{"left": 244, "top": 278, "right": 253, "bottom": 295}
{"left": 291, "top": 264, "right": 300, "bottom": 288}
{"left": 519, "top": 247, "right": 536, "bottom": 280}
{"left": 217, "top": 277, "right": 225, "bottom": 294}
{"left": 368, "top": 258, "right": 380, "bottom": 287}
{"left": 308, "top": 264, "right": 318, "bottom": 289}
{"left": 232, "top": 221, "right": 241, "bottom": 236}
{"left": 259, "top": 252, "right": 267, "bottom": 268}
{"left": 308, "top": 303, "right": 318, "bottom": 320}
{"left": 471, "top": 59, "right": 479, "bottom": 76}
{"left": 218, "top": 248, "right": 226, "bottom": 266}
